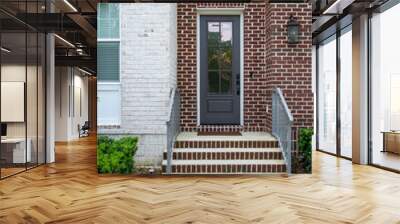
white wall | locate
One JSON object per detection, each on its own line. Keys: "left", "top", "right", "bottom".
{"left": 119, "top": 3, "right": 177, "bottom": 134}
{"left": 98, "top": 3, "right": 178, "bottom": 166}
{"left": 1, "top": 65, "right": 26, "bottom": 137}
{"left": 1, "top": 63, "right": 46, "bottom": 164}
{"left": 55, "top": 67, "right": 89, "bottom": 141}
{"left": 1, "top": 65, "right": 41, "bottom": 138}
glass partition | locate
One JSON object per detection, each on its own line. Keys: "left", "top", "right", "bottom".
{"left": 0, "top": 1, "right": 46, "bottom": 179}
{"left": 316, "top": 24, "right": 353, "bottom": 159}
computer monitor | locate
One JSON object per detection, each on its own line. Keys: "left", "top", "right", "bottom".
{"left": 1, "top": 123, "right": 7, "bottom": 137}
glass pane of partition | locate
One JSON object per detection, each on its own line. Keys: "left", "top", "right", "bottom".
{"left": 38, "top": 32, "right": 45, "bottom": 165}
{"left": 1, "top": 30, "right": 27, "bottom": 177}
{"left": 317, "top": 35, "right": 337, "bottom": 154}
{"left": 371, "top": 4, "right": 400, "bottom": 171}
{"left": 339, "top": 27, "right": 352, "bottom": 158}
{"left": 27, "top": 30, "right": 38, "bottom": 169}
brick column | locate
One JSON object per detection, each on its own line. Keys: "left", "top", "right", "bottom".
{"left": 265, "top": 2, "right": 314, "bottom": 151}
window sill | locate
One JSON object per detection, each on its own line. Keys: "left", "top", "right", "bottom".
{"left": 98, "top": 124, "right": 121, "bottom": 129}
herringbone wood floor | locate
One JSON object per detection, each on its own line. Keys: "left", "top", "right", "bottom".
{"left": 1, "top": 135, "right": 400, "bottom": 224}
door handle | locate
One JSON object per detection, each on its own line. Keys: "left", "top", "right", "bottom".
{"left": 236, "top": 73, "right": 240, "bottom": 95}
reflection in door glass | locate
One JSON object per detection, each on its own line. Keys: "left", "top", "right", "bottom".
{"left": 207, "top": 21, "right": 233, "bottom": 95}
{"left": 221, "top": 71, "right": 232, "bottom": 93}
{"left": 220, "top": 48, "right": 232, "bottom": 70}
{"left": 208, "top": 22, "right": 219, "bottom": 33}
{"left": 208, "top": 71, "right": 219, "bottom": 93}
{"left": 221, "top": 22, "right": 232, "bottom": 44}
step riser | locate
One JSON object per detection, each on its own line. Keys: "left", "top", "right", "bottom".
{"left": 163, "top": 152, "right": 283, "bottom": 160}
{"left": 162, "top": 164, "right": 286, "bottom": 174}
{"left": 174, "top": 141, "right": 278, "bottom": 149}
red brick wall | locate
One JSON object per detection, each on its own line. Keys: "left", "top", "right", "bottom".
{"left": 265, "top": 3, "right": 313, "bottom": 148}
{"left": 177, "top": 2, "right": 268, "bottom": 131}
{"left": 177, "top": 2, "right": 313, "bottom": 137}
{"left": 177, "top": 3, "right": 198, "bottom": 130}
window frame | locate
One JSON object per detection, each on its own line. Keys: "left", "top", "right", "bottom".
{"left": 368, "top": 1, "right": 400, "bottom": 173}
{"left": 315, "top": 21, "right": 353, "bottom": 161}
{"left": 97, "top": 3, "right": 121, "bottom": 126}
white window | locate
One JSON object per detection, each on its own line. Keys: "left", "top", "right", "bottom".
{"left": 97, "top": 3, "right": 121, "bottom": 125}
{"left": 97, "top": 83, "right": 121, "bottom": 125}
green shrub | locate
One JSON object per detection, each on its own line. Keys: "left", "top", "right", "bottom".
{"left": 298, "top": 128, "right": 313, "bottom": 173}
{"left": 97, "top": 136, "right": 138, "bottom": 174}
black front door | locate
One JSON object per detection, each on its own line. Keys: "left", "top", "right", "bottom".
{"left": 200, "top": 15, "right": 240, "bottom": 125}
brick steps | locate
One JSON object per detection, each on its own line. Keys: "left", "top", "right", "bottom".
{"left": 163, "top": 149, "right": 283, "bottom": 161}
{"left": 162, "top": 132, "right": 287, "bottom": 175}
{"left": 174, "top": 140, "right": 278, "bottom": 149}
{"left": 162, "top": 162, "right": 286, "bottom": 174}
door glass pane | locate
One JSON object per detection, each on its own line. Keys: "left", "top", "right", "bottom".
{"left": 221, "top": 71, "right": 232, "bottom": 93}
{"left": 318, "top": 35, "right": 337, "bottom": 154}
{"left": 208, "top": 22, "right": 220, "bottom": 71}
{"left": 208, "top": 22, "right": 220, "bottom": 94}
{"left": 208, "top": 48, "right": 219, "bottom": 70}
{"left": 208, "top": 22, "right": 220, "bottom": 38}
{"left": 219, "top": 47, "right": 232, "bottom": 70}
{"left": 207, "top": 21, "right": 233, "bottom": 94}
{"left": 208, "top": 71, "right": 219, "bottom": 93}
{"left": 220, "top": 22, "right": 232, "bottom": 46}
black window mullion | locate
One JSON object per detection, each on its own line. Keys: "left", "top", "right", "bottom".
{"left": 218, "top": 22, "right": 222, "bottom": 94}
{"left": 36, "top": 0, "right": 39, "bottom": 167}
{"left": 316, "top": 44, "right": 319, "bottom": 151}
{"left": 25, "top": 0, "right": 28, "bottom": 171}
{"left": 336, "top": 29, "right": 341, "bottom": 157}
{"left": 367, "top": 12, "right": 373, "bottom": 165}
{"left": 0, "top": 23, "right": 2, "bottom": 179}
{"left": 44, "top": 0, "right": 47, "bottom": 165}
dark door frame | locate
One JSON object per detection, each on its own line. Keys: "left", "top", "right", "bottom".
{"left": 196, "top": 10, "right": 244, "bottom": 126}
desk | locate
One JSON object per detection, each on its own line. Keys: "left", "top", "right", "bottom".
{"left": 1, "top": 138, "right": 31, "bottom": 163}
{"left": 382, "top": 131, "right": 400, "bottom": 154}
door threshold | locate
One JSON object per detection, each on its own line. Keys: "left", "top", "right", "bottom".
{"left": 197, "top": 131, "right": 242, "bottom": 136}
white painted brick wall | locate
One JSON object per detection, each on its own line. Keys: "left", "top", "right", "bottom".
{"left": 100, "top": 3, "right": 177, "bottom": 167}
{"left": 120, "top": 3, "right": 177, "bottom": 135}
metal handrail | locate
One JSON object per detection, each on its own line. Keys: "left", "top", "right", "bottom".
{"left": 166, "top": 88, "right": 180, "bottom": 174}
{"left": 272, "top": 88, "right": 293, "bottom": 175}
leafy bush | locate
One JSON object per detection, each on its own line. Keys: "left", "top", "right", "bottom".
{"left": 97, "top": 136, "right": 138, "bottom": 174}
{"left": 298, "top": 128, "right": 313, "bottom": 173}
